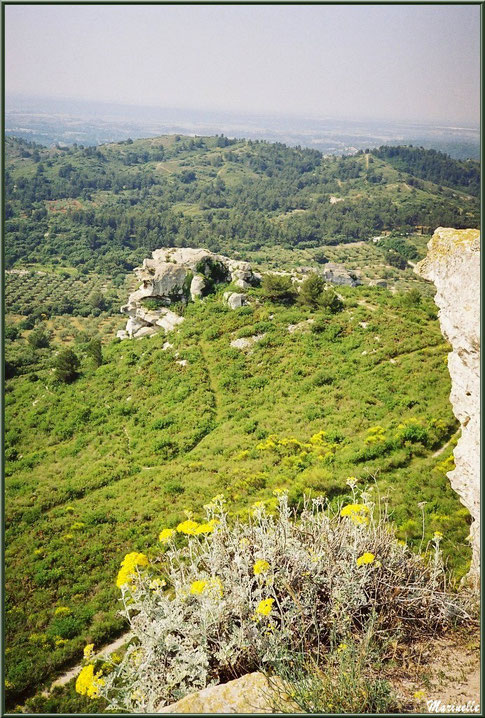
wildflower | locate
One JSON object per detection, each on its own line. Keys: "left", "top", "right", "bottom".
{"left": 255, "top": 597, "right": 274, "bottom": 616}
{"left": 33, "top": 548, "right": 43, "bottom": 555}
{"left": 253, "top": 559, "right": 270, "bottom": 575}
{"left": 251, "top": 500, "right": 265, "bottom": 516}
{"left": 54, "top": 606, "right": 71, "bottom": 616}
{"left": 414, "top": 690, "right": 426, "bottom": 700}
{"left": 340, "top": 503, "right": 369, "bottom": 518}
{"left": 71, "top": 521, "right": 85, "bottom": 531}
{"left": 190, "top": 577, "right": 223, "bottom": 598}
{"left": 190, "top": 580, "right": 207, "bottom": 595}
{"left": 55, "top": 638, "right": 68, "bottom": 647}
{"left": 346, "top": 476, "right": 358, "bottom": 488}
{"left": 65, "top": 506, "right": 75, "bottom": 513}
{"left": 194, "top": 519, "right": 218, "bottom": 535}
{"left": 63, "top": 534, "right": 74, "bottom": 541}
{"left": 433, "top": 531, "right": 443, "bottom": 540}
{"left": 356, "top": 552, "right": 375, "bottom": 566}
{"left": 340, "top": 503, "right": 370, "bottom": 525}
{"left": 83, "top": 644, "right": 95, "bottom": 659}
{"left": 337, "top": 643, "right": 348, "bottom": 653}
{"left": 239, "top": 537, "right": 250, "bottom": 548}
{"left": 159, "top": 528, "right": 175, "bottom": 543}
{"left": 176, "top": 519, "right": 200, "bottom": 535}
{"left": 75, "top": 664, "right": 105, "bottom": 699}
{"left": 116, "top": 552, "right": 149, "bottom": 589}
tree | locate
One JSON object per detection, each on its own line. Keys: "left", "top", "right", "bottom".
{"left": 27, "top": 326, "right": 51, "bottom": 349}
{"left": 261, "top": 274, "right": 296, "bottom": 303}
{"left": 318, "top": 288, "right": 343, "bottom": 314}
{"left": 297, "top": 273, "right": 326, "bottom": 308}
{"left": 85, "top": 339, "right": 103, "bottom": 367}
{"left": 53, "top": 348, "right": 80, "bottom": 383}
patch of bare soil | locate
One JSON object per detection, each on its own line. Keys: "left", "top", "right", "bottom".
{"left": 391, "top": 629, "right": 480, "bottom": 713}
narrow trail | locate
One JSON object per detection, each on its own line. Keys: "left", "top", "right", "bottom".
{"left": 432, "top": 432, "right": 458, "bottom": 458}
{"left": 38, "top": 632, "right": 133, "bottom": 700}
{"left": 198, "top": 339, "right": 223, "bottom": 425}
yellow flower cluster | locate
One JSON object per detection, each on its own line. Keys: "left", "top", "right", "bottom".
{"left": 83, "top": 643, "right": 95, "bottom": 659}
{"left": 255, "top": 597, "right": 274, "bottom": 616}
{"left": 159, "top": 528, "right": 175, "bottom": 543}
{"left": 75, "top": 664, "right": 105, "bottom": 699}
{"left": 356, "top": 552, "right": 375, "bottom": 566}
{"left": 54, "top": 606, "right": 71, "bottom": 616}
{"left": 253, "top": 559, "right": 270, "bottom": 576}
{"left": 116, "top": 552, "right": 149, "bottom": 589}
{"left": 190, "top": 577, "right": 223, "bottom": 598}
{"left": 365, "top": 426, "right": 386, "bottom": 444}
{"left": 340, "top": 504, "right": 370, "bottom": 526}
{"left": 257, "top": 432, "right": 337, "bottom": 462}
{"left": 175, "top": 518, "right": 218, "bottom": 536}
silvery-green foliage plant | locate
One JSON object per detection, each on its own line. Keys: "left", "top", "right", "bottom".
{"left": 88, "top": 491, "right": 468, "bottom": 712}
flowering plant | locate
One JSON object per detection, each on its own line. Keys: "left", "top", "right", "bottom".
{"left": 83, "top": 491, "right": 468, "bottom": 712}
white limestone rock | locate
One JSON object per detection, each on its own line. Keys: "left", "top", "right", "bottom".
{"left": 118, "top": 247, "right": 259, "bottom": 339}
{"left": 230, "top": 334, "right": 265, "bottom": 351}
{"left": 415, "top": 227, "right": 480, "bottom": 583}
{"left": 224, "top": 292, "right": 248, "bottom": 310}
{"left": 190, "top": 274, "right": 206, "bottom": 300}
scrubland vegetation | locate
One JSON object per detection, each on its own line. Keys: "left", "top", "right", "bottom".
{"left": 4, "top": 134, "right": 479, "bottom": 711}
{"left": 5, "top": 280, "right": 469, "bottom": 710}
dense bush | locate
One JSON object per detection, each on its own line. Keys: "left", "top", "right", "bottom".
{"left": 79, "top": 492, "right": 470, "bottom": 712}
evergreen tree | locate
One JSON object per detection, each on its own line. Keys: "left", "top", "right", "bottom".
{"left": 53, "top": 348, "right": 80, "bottom": 383}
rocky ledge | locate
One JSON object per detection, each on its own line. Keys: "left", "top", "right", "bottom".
{"left": 117, "top": 248, "right": 261, "bottom": 340}
{"left": 415, "top": 227, "right": 480, "bottom": 583}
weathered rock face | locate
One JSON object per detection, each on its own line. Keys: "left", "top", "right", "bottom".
{"left": 322, "top": 262, "right": 359, "bottom": 287}
{"left": 157, "top": 672, "right": 293, "bottom": 713}
{"left": 415, "top": 227, "right": 480, "bottom": 581}
{"left": 118, "top": 248, "right": 260, "bottom": 339}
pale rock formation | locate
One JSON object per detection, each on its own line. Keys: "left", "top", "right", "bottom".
{"left": 118, "top": 247, "right": 260, "bottom": 338}
{"left": 230, "top": 334, "right": 266, "bottom": 351}
{"left": 157, "top": 672, "right": 293, "bottom": 713}
{"left": 322, "top": 263, "right": 359, "bottom": 287}
{"left": 224, "top": 292, "right": 248, "bottom": 309}
{"left": 369, "top": 279, "right": 388, "bottom": 288}
{"left": 415, "top": 227, "right": 480, "bottom": 581}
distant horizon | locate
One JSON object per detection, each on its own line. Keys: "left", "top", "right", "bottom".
{"left": 5, "top": 92, "right": 480, "bottom": 132}
{"left": 6, "top": 5, "right": 480, "bottom": 126}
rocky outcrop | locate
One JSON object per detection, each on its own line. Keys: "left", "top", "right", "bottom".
{"left": 118, "top": 248, "right": 260, "bottom": 339}
{"left": 415, "top": 227, "right": 480, "bottom": 582}
{"left": 322, "top": 262, "right": 359, "bottom": 287}
{"left": 157, "top": 672, "right": 293, "bottom": 713}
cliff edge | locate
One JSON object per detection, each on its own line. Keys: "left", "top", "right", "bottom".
{"left": 415, "top": 227, "right": 480, "bottom": 582}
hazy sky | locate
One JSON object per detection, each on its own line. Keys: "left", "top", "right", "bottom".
{"left": 5, "top": 4, "right": 480, "bottom": 125}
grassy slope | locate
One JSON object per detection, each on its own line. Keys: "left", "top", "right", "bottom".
{"left": 5, "top": 284, "right": 469, "bottom": 707}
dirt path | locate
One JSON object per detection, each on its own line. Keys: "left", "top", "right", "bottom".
{"left": 39, "top": 631, "right": 132, "bottom": 698}
{"left": 392, "top": 632, "right": 480, "bottom": 713}
{"left": 432, "top": 433, "right": 458, "bottom": 458}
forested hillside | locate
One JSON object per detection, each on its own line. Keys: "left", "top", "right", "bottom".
{"left": 5, "top": 135, "right": 479, "bottom": 275}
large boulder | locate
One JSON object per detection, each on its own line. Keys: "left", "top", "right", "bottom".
{"left": 322, "top": 263, "right": 358, "bottom": 287}
{"left": 118, "top": 247, "right": 259, "bottom": 339}
{"left": 157, "top": 672, "right": 293, "bottom": 713}
{"left": 415, "top": 227, "right": 480, "bottom": 584}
